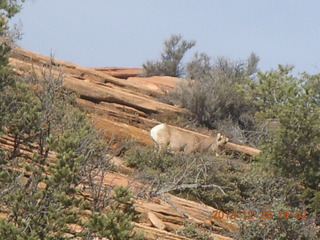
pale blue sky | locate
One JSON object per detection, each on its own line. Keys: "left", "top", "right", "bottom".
{"left": 11, "top": 0, "right": 320, "bottom": 74}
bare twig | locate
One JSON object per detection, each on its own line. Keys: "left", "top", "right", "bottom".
{"left": 153, "top": 183, "right": 230, "bottom": 196}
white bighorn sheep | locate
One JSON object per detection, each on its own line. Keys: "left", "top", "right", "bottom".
{"left": 150, "top": 123, "right": 228, "bottom": 154}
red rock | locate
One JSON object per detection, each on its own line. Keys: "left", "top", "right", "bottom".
{"left": 93, "top": 67, "right": 142, "bottom": 79}
{"left": 148, "top": 212, "right": 166, "bottom": 230}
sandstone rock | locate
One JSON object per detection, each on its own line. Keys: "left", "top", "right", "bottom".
{"left": 148, "top": 212, "right": 166, "bottom": 230}
{"left": 93, "top": 67, "right": 142, "bottom": 79}
{"left": 126, "top": 76, "right": 186, "bottom": 95}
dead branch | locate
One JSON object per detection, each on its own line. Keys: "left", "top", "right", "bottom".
{"left": 153, "top": 183, "right": 230, "bottom": 196}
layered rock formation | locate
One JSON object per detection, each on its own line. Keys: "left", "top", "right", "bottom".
{"left": 4, "top": 48, "right": 262, "bottom": 239}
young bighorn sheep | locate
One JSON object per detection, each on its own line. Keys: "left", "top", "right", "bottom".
{"left": 150, "top": 123, "right": 228, "bottom": 154}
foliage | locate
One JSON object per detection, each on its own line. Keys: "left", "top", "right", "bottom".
{"left": 0, "top": 0, "right": 24, "bottom": 19}
{"left": 1, "top": 82, "right": 41, "bottom": 157}
{"left": 233, "top": 169, "right": 318, "bottom": 239}
{"left": 0, "top": 0, "right": 24, "bottom": 85}
{"left": 125, "top": 145, "right": 245, "bottom": 208}
{"left": 0, "top": 63, "right": 141, "bottom": 239}
{"left": 0, "top": 218, "right": 28, "bottom": 240}
{"left": 142, "top": 35, "right": 261, "bottom": 144}
{"left": 177, "top": 222, "right": 214, "bottom": 240}
{"left": 169, "top": 52, "right": 260, "bottom": 144}
{"left": 244, "top": 66, "right": 320, "bottom": 211}
{"left": 0, "top": 0, "right": 24, "bottom": 129}
{"left": 142, "top": 34, "right": 196, "bottom": 77}
{"left": 237, "top": 209, "right": 316, "bottom": 240}
{"left": 84, "top": 186, "right": 142, "bottom": 240}
{"left": 126, "top": 143, "right": 318, "bottom": 238}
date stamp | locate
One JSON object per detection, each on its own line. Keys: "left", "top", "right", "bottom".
{"left": 212, "top": 210, "right": 308, "bottom": 220}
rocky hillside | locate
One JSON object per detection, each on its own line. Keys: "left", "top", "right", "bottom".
{"left": 5, "top": 48, "right": 261, "bottom": 239}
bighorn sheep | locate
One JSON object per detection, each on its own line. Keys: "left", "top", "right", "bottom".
{"left": 150, "top": 123, "right": 228, "bottom": 154}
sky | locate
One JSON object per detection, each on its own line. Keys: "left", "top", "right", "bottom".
{"left": 10, "top": 0, "right": 320, "bottom": 75}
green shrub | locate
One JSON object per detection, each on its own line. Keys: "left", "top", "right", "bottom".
{"left": 125, "top": 145, "right": 245, "bottom": 209}
{"left": 237, "top": 208, "right": 316, "bottom": 240}
{"left": 177, "top": 222, "right": 214, "bottom": 240}
{"left": 0, "top": 0, "right": 24, "bottom": 128}
{"left": 84, "top": 186, "right": 143, "bottom": 240}
{"left": 170, "top": 53, "right": 260, "bottom": 145}
{"left": 244, "top": 66, "right": 320, "bottom": 211}
{"left": 1, "top": 82, "right": 41, "bottom": 157}
{"left": 142, "top": 35, "right": 261, "bottom": 145}
{"left": 141, "top": 34, "right": 196, "bottom": 77}
{"left": 0, "top": 62, "right": 142, "bottom": 238}
{"left": 232, "top": 168, "right": 318, "bottom": 239}
{"left": 125, "top": 138, "right": 318, "bottom": 239}
{"left": 0, "top": 218, "right": 28, "bottom": 240}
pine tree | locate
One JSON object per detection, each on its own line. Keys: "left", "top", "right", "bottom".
{"left": 84, "top": 186, "right": 142, "bottom": 240}
{"left": 0, "top": 0, "right": 24, "bottom": 90}
{"left": 245, "top": 65, "right": 320, "bottom": 212}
